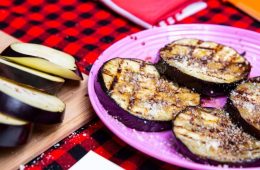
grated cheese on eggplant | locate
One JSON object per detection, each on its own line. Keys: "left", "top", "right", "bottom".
{"left": 160, "top": 38, "right": 250, "bottom": 83}
{"left": 227, "top": 77, "right": 260, "bottom": 138}
{"left": 173, "top": 107, "right": 260, "bottom": 165}
{"left": 100, "top": 58, "right": 200, "bottom": 121}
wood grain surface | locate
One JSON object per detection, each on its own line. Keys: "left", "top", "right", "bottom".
{"left": 0, "top": 31, "right": 95, "bottom": 170}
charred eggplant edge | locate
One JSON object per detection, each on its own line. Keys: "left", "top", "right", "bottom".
{"left": 156, "top": 59, "right": 250, "bottom": 97}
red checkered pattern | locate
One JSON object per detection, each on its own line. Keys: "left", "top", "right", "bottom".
{"left": 0, "top": 0, "right": 259, "bottom": 170}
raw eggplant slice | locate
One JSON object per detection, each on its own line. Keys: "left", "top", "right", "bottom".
{"left": 225, "top": 77, "right": 260, "bottom": 139}
{"left": 95, "top": 58, "right": 200, "bottom": 132}
{"left": 1, "top": 42, "right": 82, "bottom": 80}
{"left": 0, "top": 57, "right": 64, "bottom": 94}
{"left": 157, "top": 38, "right": 251, "bottom": 96}
{"left": 173, "top": 107, "right": 260, "bottom": 167}
{"left": 0, "top": 112, "right": 32, "bottom": 147}
{"left": 0, "top": 77, "right": 65, "bottom": 124}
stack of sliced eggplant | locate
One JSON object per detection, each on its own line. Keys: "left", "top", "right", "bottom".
{"left": 0, "top": 42, "right": 82, "bottom": 147}
{"left": 96, "top": 38, "right": 260, "bottom": 167}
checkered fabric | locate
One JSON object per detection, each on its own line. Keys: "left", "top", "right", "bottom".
{"left": 0, "top": 0, "right": 259, "bottom": 170}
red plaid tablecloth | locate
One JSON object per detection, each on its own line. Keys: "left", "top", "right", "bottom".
{"left": 0, "top": 0, "right": 259, "bottom": 170}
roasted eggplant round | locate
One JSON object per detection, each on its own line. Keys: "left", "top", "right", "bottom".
{"left": 1, "top": 42, "right": 82, "bottom": 80}
{"left": 0, "top": 112, "right": 32, "bottom": 147}
{"left": 95, "top": 58, "right": 200, "bottom": 132}
{"left": 0, "top": 77, "right": 65, "bottom": 124}
{"left": 0, "top": 57, "right": 64, "bottom": 94}
{"left": 157, "top": 38, "right": 251, "bottom": 96}
{"left": 225, "top": 77, "right": 260, "bottom": 139}
{"left": 173, "top": 106, "right": 260, "bottom": 167}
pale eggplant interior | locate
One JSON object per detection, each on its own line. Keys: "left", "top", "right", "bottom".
{"left": 101, "top": 58, "right": 200, "bottom": 121}
{"left": 0, "top": 77, "right": 65, "bottom": 112}
{"left": 0, "top": 112, "right": 28, "bottom": 125}
{"left": 231, "top": 82, "right": 260, "bottom": 130}
{"left": 10, "top": 42, "right": 76, "bottom": 70}
{"left": 4, "top": 57, "right": 81, "bottom": 80}
{"left": 0, "top": 57, "right": 65, "bottom": 82}
{"left": 173, "top": 107, "right": 260, "bottom": 163}
{"left": 160, "top": 39, "right": 250, "bottom": 83}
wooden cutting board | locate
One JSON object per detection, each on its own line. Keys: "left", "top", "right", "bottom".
{"left": 0, "top": 31, "right": 95, "bottom": 170}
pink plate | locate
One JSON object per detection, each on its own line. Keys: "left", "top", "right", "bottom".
{"left": 88, "top": 24, "right": 260, "bottom": 170}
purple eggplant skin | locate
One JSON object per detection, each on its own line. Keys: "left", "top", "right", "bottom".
{"left": 155, "top": 59, "right": 250, "bottom": 97}
{"left": 0, "top": 92, "right": 65, "bottom": 124}
{"left": 0, "top": 123, "right": 32, "bottom": 147}
{"left": 225, "top": 77, "right": 260, "bottom": 139}
{"left": 172, "top": 107, "right": 260, "bottom": 167}
{"left": 1, "top": 45, "right": 83, "bottom": 81}
{"left": 0, "top": 61, "right": 64, "bottom": 94}
{"left": 224, "top": 98, "right": 260, "bottom": 139}
{"left": 95, "top": 68, "right": 171, "bottom": 132}
{"left": 75, "top": 63, "right": 83, "bottom": 80}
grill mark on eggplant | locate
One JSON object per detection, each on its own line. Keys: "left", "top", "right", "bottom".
{"left": 102, "top": 69, "right": 114, "bottom": 77}
{"left": 174, "top": 44, "right": 217, "bottom": 51}
{"left": 207, "top": 44, "right": 222, "bottom": 63}
{"left": 108, "top": 60, "right": 123, "bottom": 91}
{"left": 175, "top": 129, "right": 207, "bottom": 144}
{"left": 127, "top": 61, "right": 146, "bottom": 111}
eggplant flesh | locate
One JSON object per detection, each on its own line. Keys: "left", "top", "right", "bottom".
{"left": 0, "top": 77, "right": 65, "bottom": 124}
{"left": 0, "top": 57, "right": 64, "bottom": 94}
{"left": 0, "top": 112, "right": 32, "bottom": 147}
{"left": 226, "top": 77, "right": 260, "bottom": 139}
{"left": 2, "top": 42, "right": 76, "bottom": 70}
{"left": 3, "top": 56, "right": 82, "bottom": 80}
{"left": 173, "top": 107, "right": 260, "bottom": 167}
{"left": 157, "top": 38, "right": 251, "bottom": 96}
{"left": 96, "top": 58, "right": 200, "bottom": 131}
{"left": 1, "top": 42, "right": 82, "bottom": 80}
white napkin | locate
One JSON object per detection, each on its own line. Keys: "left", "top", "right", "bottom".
{"left": 69, "top": 150, "right": 124, "bottom": 170}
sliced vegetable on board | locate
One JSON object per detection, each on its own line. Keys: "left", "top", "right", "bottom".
{"left": 0, "top": 57, "right": 64, "bottom": 94}
{"left": 0, "top": 112, "right": 32, "bottom": 147}
{"left": 1, "top": 42, "right": 82, "bottom": 80}
{"left": 0, "top": 77, "right": 65, "bottom": 124}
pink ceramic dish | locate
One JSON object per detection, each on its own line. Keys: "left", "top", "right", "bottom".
{"left": 88, "top": 24, "right": 260, "bottom": 170}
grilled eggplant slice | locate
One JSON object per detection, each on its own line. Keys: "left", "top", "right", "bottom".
{"left": 225, "top": 77, "right": 260, "bottom": 139}
{"left": 173, "top": 107, "right": 260, "bottom": 167}
{"left": 1, "top": 42, "right": 82, "bottom": 80}
{"left": 0, "top": 112, "right": 32, "bottom": 147}
{"left": 95, "top": 58, "right": 200, "bottom": 132}
{"left": 157, "top": 38, "right": 251, "bottom": 96}
{"left": 0, "top": 77, "right": 65, "bottom": 124}
{"left": 0, "top": 57, "right": 64, "bottom": 94}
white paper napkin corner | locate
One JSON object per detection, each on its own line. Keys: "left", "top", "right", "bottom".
{"left": 69, "top": 150, "right": 124, "bottom": 170}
